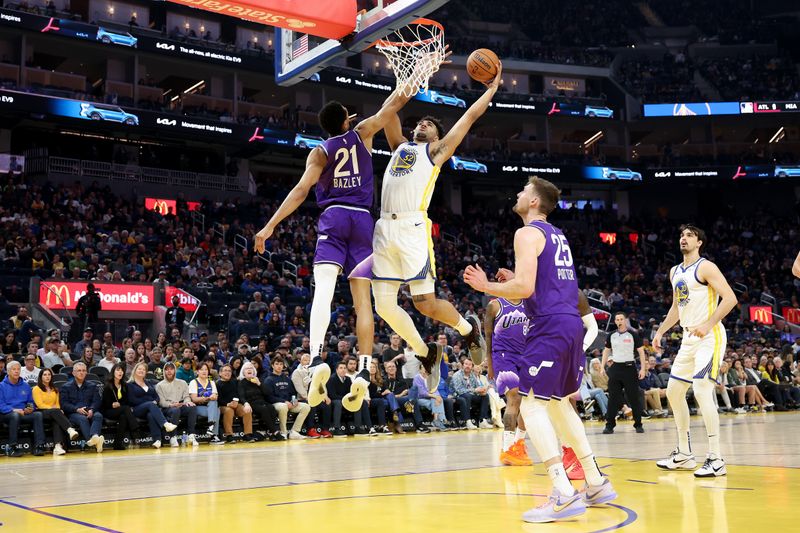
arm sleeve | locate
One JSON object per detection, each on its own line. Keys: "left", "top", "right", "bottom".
{"left": 632, "top": 331, "right": 643, "bottom": 349}
{"left": 581, "top": 313, "right": 599, "bottom": 351}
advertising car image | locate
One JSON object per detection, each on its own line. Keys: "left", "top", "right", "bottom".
{"left": 79, "top": 103, "right": 139, "bottom": 125}
{"left": 96, "top": 27, "right": 138, "bottom": 47}
{"left": 585, "top": 105, "right": 614, "bottom": 118}
{"left": 426, "top": 91, "right": 466, "bottom": 108}
{"left": 774, "top": 165, "right": 800, "bottom": 177}
{"left": 450, "top": 156, "right": 488, "bottom": 173}
{"left": 294, "top": 133, "right": 325, "bottom": 149}
{"left": 583, "top": 166, "right": 643, "bottom": 181}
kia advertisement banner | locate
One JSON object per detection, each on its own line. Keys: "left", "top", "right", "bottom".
{"left": 749, "top": 305, "right": 773, "bottom": 325}
{"left": 165, "top": 286, "right": 201, "bottom": 312}
{"left": 39, "top": 281, "right": 155, "bottom": 312}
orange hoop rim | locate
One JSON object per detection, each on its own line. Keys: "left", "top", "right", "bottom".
{"left": 374, "top": 18, "right": 444, "bottom": 49}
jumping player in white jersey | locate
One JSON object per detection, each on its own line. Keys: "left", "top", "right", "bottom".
{"left": 358, "top": 64, "right": 503, "bottom": 392}
{"left": 653, "top": 224, "right": 737, "bottom": 477}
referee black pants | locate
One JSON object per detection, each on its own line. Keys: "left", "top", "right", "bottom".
{"left": 605, "top": 362, "right": 643, "bottom": 429}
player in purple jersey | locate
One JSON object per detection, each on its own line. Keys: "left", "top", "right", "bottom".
{"left": 464, "top": 176, "right": 616, "bottom": 524}
{"left": 254, "top": 84, "right": 417, "bottom": 413}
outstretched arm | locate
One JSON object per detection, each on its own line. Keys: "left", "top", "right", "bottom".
{"left": 354, "top": 84, "right": 416, "bottom": 150}
{"left": 254, "top": 148, "right": 326, "bottom": 254}
{"left": 483, "top": 299, "right": 499, "bottom": 379}
{"left": 429, "top": 62, "right": 502, "bottom": 167}
{"left": 793, "top": 251, "right": 800, "bottom": 278}
{"left": 383, "top": 113, "right": 407, "bottom": 152}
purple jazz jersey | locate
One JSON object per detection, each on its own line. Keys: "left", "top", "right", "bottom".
{"left": 315, "top": 207, "right": 374, "bottom": 277}
{"left": 519, "top": 221, "right": 583, "bottom": 399}
{"left": 316, "top": 130, "right": 373, "bottom": 209}
{"left": 491, "top": 298, "right": 529, "bottom": 395}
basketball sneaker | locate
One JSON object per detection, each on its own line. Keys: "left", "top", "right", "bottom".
{"left": 581, "top": 478, "right": 618, "bottom": 507}
{"left": 307, "top": 428, "right": 322, "bottom": 439}
{"left": 415, "top": 342, "right": 442, "bottom": 392}
{"left": 308, "top": 359, "right": 331, "bottom": 408}
{"left": 656, "top": 449, "right": 697, "bottom": 471}
{"left": 463, "top": 316, "right": 486, "bottom": 364}
{"left": 693, "top": 456, "right": 726, "bottom": 477}
{"left": 522, "top": 490, "right": 586, "bottom": 523}
{"left": 343, "top": 368, "right": 370, "bottom": 412}
{"left": 500, "top": 439, "right": 533, "bottom": 466}
{"left": 562, "top": 446, "right": 585, "bottom": 481}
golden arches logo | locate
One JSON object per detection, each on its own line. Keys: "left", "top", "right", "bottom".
{"left": 152, "top": 200, "right": 169, "bottom": 215}
{"left": 45, "top": 284, "right": 71, "bottom": 307}
{"left": 752, "top": 308, "right": 770, "bottom": 323}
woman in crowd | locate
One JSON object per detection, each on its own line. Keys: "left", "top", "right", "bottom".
{"left": 367, "top": 360, "right": 391, "bottom": 434}
{"left": 761, "top": 360, "right": 792, "bottom": 406}
{"left": 0, "top": 330, "right": 21, "bottom": 355}
{"left": 155, "top": 332, "right": 168, "bottom": 350}
{"left": 101, "top": 363, "right": 140, "bottom": 450}
{"left": 188, "top": 362, "right": 223, "bottom": 445}
{"left": 32, "top": 368, "right": 79, "bottom": 456}
{"left": 216, "top": 363, "right": 254, "bottom": 443}
{"left": 237, "top": 361, "right": 282, "bottom": 441}
{"left": 589, "top": 356, "right": 632, "bottom": 419}
{"left": 127, "top": 362, "right": 177, "bottom": 448}
{"left": 570, "top": 369, "right": 610, "bottom": 420}
{"left": 728, "top": 358, "right": 768, "bottom": 411}
{"left": 135, "top": 342, "right": 147, "bottom": 362}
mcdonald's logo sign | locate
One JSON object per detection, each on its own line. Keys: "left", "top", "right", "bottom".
{"left": 749, "top": 306, "right": 773, "bottom": 325}
{"left": 782, "top": 307, "right": 800, "bottom": 324}
{"left": 43, "top": 284, "right": 71, "bottom": 308}
{"left": 144, "top": 198, "right": 177, "bottom": 215}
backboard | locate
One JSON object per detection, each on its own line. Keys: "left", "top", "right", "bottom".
{"left": 275, "top": 0, "right": 450, "bottom": 86}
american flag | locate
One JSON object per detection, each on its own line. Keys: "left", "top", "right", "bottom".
{"left": 292, "top": 34, "right": 309, "bottom": 60}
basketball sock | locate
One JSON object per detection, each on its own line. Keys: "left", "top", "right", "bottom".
{"left": 547, "top": 463, "right": 575, "bottom": 497}
{"left": 520, "top": 395, "right": 560, "bottom": 463}
{"left": 309, "top": 264, "right": 340, "bottom": 364}
{"left": 666, "top": 379, "right": 692, "bottom": 455}
{"left": 502, "top": 431, "right": 515, "bottom": 452}
{"left": 548, "top": 398, "right": 604, "bottom": 486}
{"left": 357, "top": 354, "right": 371, "bottom": 373}
{"left": 373, "top": 281, "right": 428, "bottom": 356}
{"left": 515, "top": 428, "right": 527, "bottom": 442}
{"left": 454, "top": 316, "right": 473, "bottom": 336}
{"left": 693, "top": 378, "right": 721, "bottom": 458}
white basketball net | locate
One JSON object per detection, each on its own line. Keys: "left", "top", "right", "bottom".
{"left": 375, "top": 19, "right": 445, "bottom": 98}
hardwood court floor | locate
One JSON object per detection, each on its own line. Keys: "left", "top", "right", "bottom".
{"left": 1, "top": 412, "right": 799, "bottom": 532}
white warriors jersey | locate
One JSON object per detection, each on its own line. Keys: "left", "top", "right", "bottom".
{"left": 381, "top": 141, "right": 440, "bottom": 213}
{"left": 671, "top": 258, "right": 719, "bottom": 328}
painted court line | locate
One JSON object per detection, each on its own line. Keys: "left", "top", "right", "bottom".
{"left": 0, "top": 499, "right": 122, "bottom": 533}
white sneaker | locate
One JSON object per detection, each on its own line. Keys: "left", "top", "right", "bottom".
{"left": 478, "top": 420, "right": 493, "bottom": 429}
{"left": 86, "top": 435, "right": 99, "bottom": 448}
{"left": 53, "top": 443, "right": 66, "bottom": 456}
{"left": 188, "top": 434, "right": 199, "bottom": 447}
{"left": 733, "top": 407, "right": 747, "bottom": 414}
{"left": 466, "top": 420, "right": 478, "bottom": 430}
{"left": 170, "top": 436, "right": 180, "bottom": 448}
{"left": 152, "top": 440, "right": 162, "bottom": 449}
{"left": 656, "top": 449, "right": 696, "bottom": 470}
{"left": 288, "top": 430, "right": 305, "bottom": 440}
{"left": 67, "top": 428, "right": 79, "bottom": 440}
{"left": 694, "top": 456, "right": 726, "bottom": 477}
{"left": 164, "top": 422, "right": 178, "bottom": 433}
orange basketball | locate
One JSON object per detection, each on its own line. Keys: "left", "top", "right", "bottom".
{"left": 467, "top": 48, "right": 500, "bottom": 83}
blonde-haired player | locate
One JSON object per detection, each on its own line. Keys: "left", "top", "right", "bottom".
{"left": 653, "top": 224, "right": 737, "bottom": 477}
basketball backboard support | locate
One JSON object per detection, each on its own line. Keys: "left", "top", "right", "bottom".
{"left": 276, "top": 0, "right": 449, "bottom": 87}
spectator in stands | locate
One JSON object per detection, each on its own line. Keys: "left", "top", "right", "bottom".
{"left": 0, "top": 358, "right": 6, "bottom": 382}
{"left": 0, "top": 330, "right": 21, "bottom": 356}
{"left": 640, "top": 357, "right": 668, "bottom": 416}
{"left": 176, "top": 357, "right": 197, "bottom": 383}
{"left": 451, "top": 358, "right": 492, "bottom": 429}
{"left": 264, "top": 357, "right": 310, "bottom": 439}
{"left": 228, "top": 301, "right": 250, "bottom": 339}
{"left": 98, "top": 346, "right": 120, "bottom": 373}
{"left": 291, "top": 353, "right": 329, "bottom": 438}
{"left": 411, "top": 366, "right": 447, "bottom": 431}
{"left": 156, "top": 362, "right": 198, "bottom": 446}
{"left": 60, "top": 362, "right": 105, "bottom": 452}
{"left": 248, "top": 292, "right": 268, "bottom": 314}
{"left": 75, "top": 284, "right": 101, "bottom": 331}
{"left": 20, "top": 353, "right": 41, "bottom": 382}
{"left": 774, "top": 357, "right": 800, "bottom": 404}
{"left": 74, "top": 328, "right": 94, "bottom": 357}
{"left": 217, "top": 363, "right": 253, "bottom": 443}
{"left": 327, "top": 360, "right": 359, "bottom": 437}
{"left": 570, "top": 370, "right": 609, "bottom": 420}
{"left": 188, "top": 362, "right": 223, "bottom": 444}
{"left": 383, "top": 360, "right": 424, "bottom": 433}
{"left": 765, "top": 358, "right": 800, "bottom": 407}
{"left": 100, "top": 364, "right": 139, "bottom": 450}
{"left": 743, "top": 356, "right": 781, "bottom": 410}
{"left": 0, "top": 361, "right": 45, "bottom": 457}
{"left": 727, "top": 359, "right": 762, "bottom": 410}
{"left": 382, "top": 333, "right": 405, "bottom": 373}
{"left": 128, "top": 362, "right": 178, "bottom": 449}
{"left": 33, "top": 367, "right": 80, "bottom": 455}
{"left": 42, "top": 337, "right": 72, "bottom": 369}
{"left": 237, "top": 361, "right": 282, "bottom": 441}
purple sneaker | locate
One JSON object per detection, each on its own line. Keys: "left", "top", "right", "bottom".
{"left": 522, "top": 490, "right": 586, "bottom": 523}
{"left": 581, "top": 478, "right": 618, "bottom": 506}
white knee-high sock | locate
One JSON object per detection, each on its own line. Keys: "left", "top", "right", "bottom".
{"left": 373, "top": 281, "right": 427, "bottom": 356}
{"left": 309, "top": 264, "right": 339, "bottom": 363}
{"left": 547, "top": 398, "right": 604, "bottom": 486}
{"left": 693, "top": 379, "right": 721, "bottom": 458}
{"left": 666, "top": 379, "right": 692, "bottom": 455}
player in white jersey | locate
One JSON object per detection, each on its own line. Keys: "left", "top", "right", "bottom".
{"left": 367, "top": 64, "right": 503, "bottom": 393}
{"left": 653, "top": 224, "right": 736, "bottom": 477}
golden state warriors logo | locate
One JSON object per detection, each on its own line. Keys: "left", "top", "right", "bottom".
{"left": 675, "top": 279, "right": 690, "bottom": 307}
{"left": 390, "top": 147, "right": 416, "bottom": 177}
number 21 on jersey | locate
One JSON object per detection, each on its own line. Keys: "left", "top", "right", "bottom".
{"left": 332, "top": 145, "right": 362, "bottom": 188}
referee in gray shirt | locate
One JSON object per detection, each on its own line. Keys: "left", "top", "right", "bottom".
{"left": 601, "top": 311, "right": 647, "bottom": 434}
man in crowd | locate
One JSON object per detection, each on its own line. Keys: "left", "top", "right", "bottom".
{"left": 0, "top": 361, "right": 45, "bottom": 456}
{"left": 20, "top": 353, "right": 41, "bottom": 382}
{"left": 383, "top": 360, "right": 426, "bottom": 432}
{"left": 156, "top": 362, "right": 198, "bottom": 446}
{"left": 165, "top": 295, "right": 186, "bottom": 334}
{"left": 382, "top": 333, "right": 405, "bottom": 373}
{"left": 74, "top": 328, "right": 94, "bottom": 357}
{"left": 263, "top": 357, "right": 310, "bottom": 440}
{"left": 451, "top": 358, "right": 492, "bottom": 429}
{"left": 60, "top": 362, "right": 104, "bottom": 452}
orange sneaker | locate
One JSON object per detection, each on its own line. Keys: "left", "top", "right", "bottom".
{"left": 562, "top": 446, "right": 585, "bottom": 480}
{"left": 500, "top": 439, "right": 533, "bottom": 466}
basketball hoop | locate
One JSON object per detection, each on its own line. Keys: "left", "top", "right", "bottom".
{"left": 374, "top": 18, "right": 445, "bottom": 97}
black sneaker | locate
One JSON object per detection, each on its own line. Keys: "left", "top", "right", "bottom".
{"left": 379, "top": 425, "right": 392, "bottom": 435}
{"left": 253, "top": 432, "right": 267, "bottom": 442}
{"left": 462, "top": 316, "right": 486, "bottom": 363}
{"left": 209, "top": 435, "right": 225, "bottom": 445}
{"left": 5, "top": 445, "right": 23, "bottom": 457}
{"left": 635, "top": 426, "right": 645, "bottom": 434}
{"left": 416, "top": 426, "right": 431, "bottom": 434}
{"left": 333, "top": 429, "right": 347, "bottom": 438}
{"left": 270, "top": 431, "right": 286, "bottom": 441}
{"left": 32, "top": 445, "right": 45, "bottom": 456}
{"left": 602, "top": 427, "right": 614, "bottom": 434}
{"left": 225, "top": 435, "right": 236, "bottom": 444}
